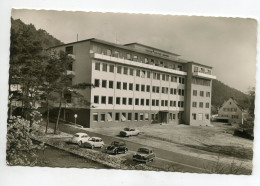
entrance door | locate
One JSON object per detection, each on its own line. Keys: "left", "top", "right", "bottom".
{"left": 159, "top": 112, "right": 169, "bottom": 124}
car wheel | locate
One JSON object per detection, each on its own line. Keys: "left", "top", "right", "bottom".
{"left": 124, "top": 148, "right": 128, "bottom": 153}
{"left": 78, "top": 141, "right": 82, "bottom": 146}
{"left": 91, "top": 145, "right": 94, "bottom": 149}
{"left": 114, "top": 150, "right": 118, "bottom": 155}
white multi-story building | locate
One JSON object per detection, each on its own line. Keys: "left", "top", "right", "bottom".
{"left": 49, "top": 38, "right": 216, "bottom": 128}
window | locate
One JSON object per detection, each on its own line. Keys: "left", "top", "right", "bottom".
{"left": 102, "top": 80, "right": 107, "bottom": 88}
{"left": 101, "top": 113, "right": 105, "bottom": 122}
{"left": 162, "top": 87, "right": 165, "bottom": 94}
{"left": 171, "top": 76, "right": 177, "bottom": 82}
{"left": 94, "top": 96, "right": 99, "bottom": 104}
{"left": 107, "top": 112, "right": 112, "bottom": 122}
{"left": 117, "top": 82, "right": 121, "bottom": 89}
{"left": 133, "top": 55, "right": 138, "bottom": 62}
{"left": 128, "top": 113, "right": 132, "bottom": 121}
{"left": 113, "top": 51, "right": 119, "bottom": 58}
{"left": 206, "top": 92, "right": 211, "bottom": 97}
{"left": 127, "top": 54, "right": 131, "bottom": 60}
{"left": 178, "top": 89, "right": 182, "bottom": 95}
{"left": 153, "top": 72, "right": 157, "bottom": 79}
{"left": 145, "top": 113, "right": 149, "bottom": 121}
{"left": 170, "top": 88, "right": 173, "bottom": 94}
{"left": 109, "top": 64, "right": 114, "bottom": 73}
{"left": 178, "top": 77, "right": 182, "bottom": 83}
{"left": 122, "top": 113, "right": 126, "bottom": 121}
{"left": 123, "top": 67, "right": 128, "bottom": 75}
{"left": 102, "top": 63, "right": 107, "bottom": 72}
{"left": 93, "top": 113, "right": 98, "bottom": 121}
{"left": 199, "top": 102, "right": 203, "bottom": 108}
{"left": 101, "top": 96, "right": 106, "bottom": 104}
{"left": 192, "top": 102, "right": 197, "bottom": 108}
{"left": 65, "top": 46, "right": 73, "bottom": 54}
{"left": 134, "top": 113, "right": 138, "bottom": 120}
{"left": 161, "top": 100, "right": 164, "bottom": 107}
{"left": 173, "top": 114, "right": 176, "bottom": 120}
{"left": 128, "top": 98, "right": 133, "bottom": 105}
{"left": 136, "top": 70, "right": 140, "bottom": 77}
{"left": 115, "top": 113, "right": 120, "bottom": 121}
{"left": 151, "top": 114, "right": 155, "bottom": 120}
{"left": 109, "top": 81, "right": 113, "bottom": 89}
{"left": 117, "top": 66, "right": 122, "bottom": 74}
{"left": 152, "top": 99, "right": 155, "bottom": 106}
{"left": 206, "top": 103, "right": 210, "bottom": 108}
{"left": 166, "top": 88, "right": 168, "bottom": 94}
{"left": 193, "top": 90, "right": 197, "bottom": 96}
{"left": 157, "top": 73, "right": 160, "bottom": 80}
{"left": 144, "top": 58, "right": 148, "bottom": 64}
{"left": 192, "top": 113, "right": 196, "bottom": 120}
{"left": 141, "top": 70, "right": 146, "bottom": 78}
{"left": 173, "top": 101, "right": 176, "bottom": 107}
{"left": 156, "top": 100, "right": 159, "bottom": 106}
{"left": 129, "top": 83, "right": 133, "bottom": 91}
{"left": 146, "top": 85, "right": 150, "bottom": 92}
{"left": 141, "top": 85, "right": 145, "bottom": 92}
{"left": 232, "top": 115, "right": 239, "bottom": 119}
{"left": 140, "top": 113, "right": 144, "bottom": 121}
{"left": 116, "top": 97, "right": 120, "bottom": 105}
{"left": 166, "top": 75, "right": 169, "bottom": 81}
{"left": 141, "top": 99, "right": 145, "bottom": 106}
{"left": 122, "top": 97, "right": 127, "bottom": 105}
{"left": 130, "top": 68, "right": 134, "bottom": 76}
{"left": 108, "top": 97, "right": 113, "bottom": 104}
{"left": 155, "top": 113, "right": 158, "bottom": 120}
{"left": 174, "top": 89, "right": 177, "bottom": 95}
{"left": 182, "top": 89, "right": 185, "bottom": 96}
{"left": 205, "top": 114, "right": 210, "bottom": 120}
{"left": 95, "top": 62, "right": 100, "bottom": 71}
{"left": 146, "top": 99, "right": 150, "bottom": 106}
{"left": 182, "top": 78, "right": 185, "bottom": 84}
{"left": 162, "top": 74, "right": 166, "bottom": 81}
{"left": 136, "top": 84, "right": 140, "bottom": 91}
{"left": 94, "top": 79, "right": 100, "bottom": 87}
{"left": 178, "top": 101, "right": 181, "bottom": 107}
{"left": 165, "top": 100, "right": 168, "bottom": 107}
{"left": 107, "top": 49, "right": 112, "bottom": 56}
{"left": 135, "top": 98, "right": 139, "bottom": 105}
{"left": 200, "top": 91, "right": 204, "bottom": 97}
{"left": 152, "top": 86, "right": 156, "bottom": 93}
{"left": 147, "top": 71, "right": 151, "bottom": 78}
{"left": 156, "top": 87, "right": 160, "bottom": 93}
{"left": 170, "top": 101, "right": 173, "bottom": 107}
{"left": 123, "top": 82, "right": 127, "bottom": 90}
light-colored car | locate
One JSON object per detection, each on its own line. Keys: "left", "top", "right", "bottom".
{"left": 120, "top": 128, "right": 140, "bottom": 137}
{"left": 70, "top": 133, "right": 90, "bottom": 145}
{"left": 83, "top": 137, "right": 104, "bottom": 149}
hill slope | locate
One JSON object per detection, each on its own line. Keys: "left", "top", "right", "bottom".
{"left": 11, "top": 18, "right": 63, "bottom": 49}
{"left": 212, "top": 79, "right": 249, "bottom": 108}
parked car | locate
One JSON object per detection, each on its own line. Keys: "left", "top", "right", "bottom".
{"left": 106, "top": 141, "right": 128, "bottom": 154}
{"left": 133, "top": 147, "right": 155, "bottom": 163}
{"left": 70, "top": 132, "right": 90, "bottom": 145}
{"left": 120, "top": 128, "right": 140, "bottom": 137}
{"left": 83, "top": 137, "right": 104, "bottom": 149}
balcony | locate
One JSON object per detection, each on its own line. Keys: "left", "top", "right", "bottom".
{"left": 193, "top": 71, "right": 216, "bottom": 79}
{"left": 92, "top": 53, "right": 187, "bottom": 76}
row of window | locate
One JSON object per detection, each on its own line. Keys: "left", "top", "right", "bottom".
{"left": 194, "top": 66, "right": 211, "bottom": 75}
{"left": 222, "top": 108, "right": 238, "bottom": 112}
{"left": 92, "top": 112, "right": 182, "bottom": 122}
{"left": 92, "top": 45, "right": 184, "bottom": 71}
{"left": 192, "top": 90, "right": 211, "bottom": 97}
{"left": 94, "top": 79, "right": 185, "bottom": 96}
{"left": 192, "top": 77, "right": 211, "bottom": 87}
{"left": 93, "top": 95, "right": 184, "bottom": 107}
{"left": 95, "top": 62, "right": 185, "bottom": 84}
{"left": 192, "top": 102, "right": 210, "bottom": 108}
{"left": 192, "top": 113, "right": 210, "bottom": 120}
{"left": 220, "top": 114, "right": 239, "bottom": 119}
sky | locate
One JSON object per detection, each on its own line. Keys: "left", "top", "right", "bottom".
{"left": 12, "top": 9, "right": 257, "bottom": 93}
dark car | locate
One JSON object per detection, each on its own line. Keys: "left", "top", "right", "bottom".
{"left": 106, "top": 141, "right": 128, "bottom": 154}
{"left": 133, "top": 147, "right": 155, "bottom": 163}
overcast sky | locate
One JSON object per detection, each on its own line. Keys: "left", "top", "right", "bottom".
{"left": 12, "top": 9, "right": 257, "bottom": 93}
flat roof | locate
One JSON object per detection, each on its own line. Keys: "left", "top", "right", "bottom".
{"left": 48, "top": 38, "right": 212, "bottom": 68}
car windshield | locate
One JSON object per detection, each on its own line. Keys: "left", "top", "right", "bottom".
{"left": 89, "top": 138, "right": 96, "bottom": 142}
{"left": 124, "top": 128, "right": 130, "bottom": 131}
{"left": 74, "top": 134, "right": 79, "bottom": 137}
{"left": 138, "top": 148, "right": 150, "bottom": 154}
{"left": 111, "top": 141, "right": 119, "bottom": 145}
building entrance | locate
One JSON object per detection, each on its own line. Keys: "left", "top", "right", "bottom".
{"left": 159, "top": 111, "right": 169, "bottom": 124}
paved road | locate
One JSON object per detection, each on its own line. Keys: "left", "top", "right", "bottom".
{"left": 42, "top": 122, "right": 251, "bottom": 174}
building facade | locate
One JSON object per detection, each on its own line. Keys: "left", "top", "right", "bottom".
{"left": 49, "top": 38, "right": 216, "bottom": 128}
{"left": 218, "top": 98, "right": 244, "bottom": 124}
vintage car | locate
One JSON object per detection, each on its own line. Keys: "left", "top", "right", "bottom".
{"left": 106, "top": 141, "right": 128, "bottom": 154}
{"left": 120, "top": 128, "right": 140, "bottom": 137}
{"left": 133, "top": 147, "right": 155, "bottom": 163}
{"left": 70, "top": 132, "right": 90, "bottom": 145}
{"left": 82, "top": 137, "right": 104, "bottom": 149}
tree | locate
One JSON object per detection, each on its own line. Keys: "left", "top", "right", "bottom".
{"left": 248, "top": 87, "right": 255, "bottom": 117}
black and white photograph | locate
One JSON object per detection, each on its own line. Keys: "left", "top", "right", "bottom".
{"left": 1, "top": 1, "right": 260, "bottom": 185}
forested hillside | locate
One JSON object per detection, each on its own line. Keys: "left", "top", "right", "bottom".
{"left": 11, "top": 18, "right": 63, "bottom": 49}
{"left": 212, "top": 79, "right": 249, "bottom": 108}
